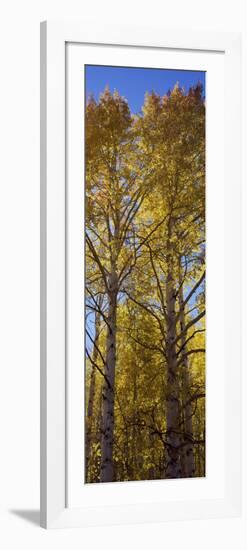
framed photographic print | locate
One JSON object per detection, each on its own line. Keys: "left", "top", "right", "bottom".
{"left": 40, "top": 22, "right": 241, "bottom": 528}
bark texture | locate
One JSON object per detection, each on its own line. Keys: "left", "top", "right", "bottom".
{"left": 100, "top": 270, "right": 118, "bottom": 482}
{"left": 86, "top": 305, "right": 102, "bottom": 482}
{"left": 165, "top": 218, "right": 181, "bottom": 478}
{"left": 178, "top": 267, "right": 195, "bottom": 478}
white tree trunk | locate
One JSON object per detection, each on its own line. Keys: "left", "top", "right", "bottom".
{"left": 100, "top": 271, "right": 118, "bottom": 482}
{"left": 178, "top": 270, "right": 195, "bottom": 478}
{"left": 165, "top": 219, "right": 181, "bottom": 478}
{"left": 86, "top": 307, "right": 101, "bottom": 482}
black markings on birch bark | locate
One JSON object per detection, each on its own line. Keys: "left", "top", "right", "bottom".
{"left": 178, "top": 259, "right": 195, "bottom": 477}
{"left": 86, "top": 302, "right": 102, "bottom": 482}
{"left": 165, "top": 216, "right": 181, "bottom": 479}
{"left": 100, "top": 271, "right": 118, "bottom": 482}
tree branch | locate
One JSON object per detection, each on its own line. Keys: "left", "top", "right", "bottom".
{"left": 86, "top": 233, "right": 109, "bottom": 291}
{"left": 176, "top": 328, "right": 205, "bottom": 356}
{"left": 177, "top": 348, "right": 205, "bottom": 368}
{"left": 122, "top": 289, "right": 165, "bottom": 337}
{"left": 175, "top": 271, "right": 205, "bottom": 323}
{"left": 86, "top": 348, "right": 111, "bottom": 388}
{"left": 86, "top": 329, "right": 106, "bottom": 367}
{"left": 175, "top": 309, "right": 206, "bottom": 344}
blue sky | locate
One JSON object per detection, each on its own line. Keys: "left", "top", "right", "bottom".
{"left": 85, "top": 65, "right": 206, "bottom": 114}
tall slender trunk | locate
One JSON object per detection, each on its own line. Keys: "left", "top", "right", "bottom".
{"left": 100, "top": 270, "right": 118, "bottom": 482}
{"left": 95, "top": 390, "right": 103, "bottom": 481}
{"left": 86, "top": 304, "right": 102, "bottom": 482}
{"left": 132, "top": 354, "right": 138, "bottom": 479}
{"left": 165, "top": 217, "right": 181, "bottom": 478}
{"left": 178, "top": 261, "right": 195, "bottom": 477}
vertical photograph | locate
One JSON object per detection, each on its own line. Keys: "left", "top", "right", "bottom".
{"left": 85, "top": 65, "right": 206, "bottom": 483}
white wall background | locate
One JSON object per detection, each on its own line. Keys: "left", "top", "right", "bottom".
{"left": 0, "top": 0, "right": 246, "bottom": 548}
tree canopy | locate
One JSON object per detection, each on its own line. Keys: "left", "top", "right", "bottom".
{"left": 85, "top": 83, "right": 205, "bottom": 483}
